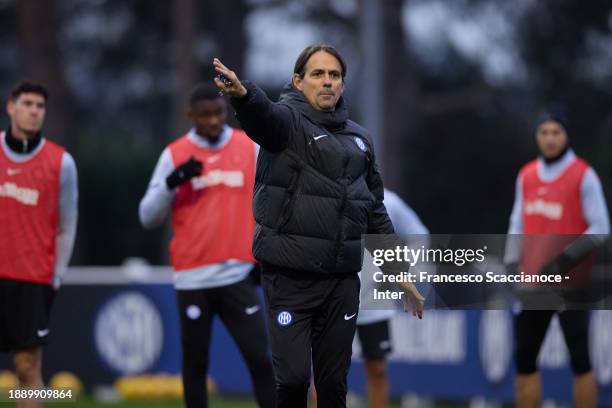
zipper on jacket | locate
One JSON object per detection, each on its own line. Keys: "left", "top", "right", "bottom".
{"left": 333, "top": 149, "right": 351, "bottom": 269}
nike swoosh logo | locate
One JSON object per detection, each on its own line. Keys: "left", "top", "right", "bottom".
{"left": 245, "top": 305, "right": 260, "bottom": 315}
{"left": 344, "top": 313, "right": 357, "bottom": 321}
{"left": 313, "top": 134, "right": 328, "bottom": 141}
{"left": 37, "top": 329, "right": 49, "bottom": 337}
{"left": 7, "top": 168, "right": 22, "bottom": 176}
{"left": 207, "top": 155, "right": 220, "bottom": 164}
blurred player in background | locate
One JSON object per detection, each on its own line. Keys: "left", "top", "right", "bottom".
{"left": 357, "top": 189, "right": 429, "bottom": 408}
{"left": 504, "top": 106, "right": 610, "bottom": 408}
{"left": 0, "top": 81, "right": 78, "bottom": 408}
{"left": 139, "top": 84, "right": 275, "bottom": 408}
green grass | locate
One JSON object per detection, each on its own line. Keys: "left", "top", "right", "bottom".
{"left": 0, "top": 397, "right": 464, "bottom": 408}
{"left": 40, "top": 397, "right": 257, "bottom": 408}
{"left": 47, "top": 398, "right": 407, "bottom": 408}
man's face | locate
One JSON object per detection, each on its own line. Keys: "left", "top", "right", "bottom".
{"left": 189, "top": 98, "right": 227, "bottom": 142}
{"left": 6, "top": 93, "right": 46, "bottom": 136}
{"left": 536, "top": 120, "right": 568, "bottom": 159}
{"left": 293, "top": 51, "right": 344, "bottom": 112}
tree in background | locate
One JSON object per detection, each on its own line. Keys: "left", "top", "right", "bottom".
{"left": 15, "top": 0, "right": 74, "bottom": 147}
{"left": 1, "top": 0, "right": 611, "bottom": 263}
{"left": 169, "top": 0, "right": 198, "bottom": 138}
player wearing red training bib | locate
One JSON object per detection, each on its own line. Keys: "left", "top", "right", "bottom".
{"left": 139, "top": 84, "right": 274, "bottom": 408}
{"left": 504, "top": 106, "right": 609, "bottom": 408}
{"left": 0, "top": 81, "right": 78, "bottom": 408}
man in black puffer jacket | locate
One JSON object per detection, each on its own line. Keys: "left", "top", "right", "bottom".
{"left": 213, "top": 44, "right": 424, "bottom": 408}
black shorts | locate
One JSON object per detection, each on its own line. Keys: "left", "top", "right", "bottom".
{"left": 0, "top": 279, "right": 55, "bottom": 353}
{"left": 357, "top": 320, "right": 392, "bottom": 360}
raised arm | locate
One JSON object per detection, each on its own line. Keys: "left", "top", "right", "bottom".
{"left": 212, "top": 58, "right": 296, "bottom": 152}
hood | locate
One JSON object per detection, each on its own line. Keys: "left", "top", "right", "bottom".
{"left": 278, "top": 82, "right": 348, "bottom": 132}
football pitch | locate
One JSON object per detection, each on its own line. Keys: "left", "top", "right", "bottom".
{"left": 47, "top": 398, "right": 462, "bottom": 408}
{"left": 51, "top": 398, "right": 255, "bottom": 408}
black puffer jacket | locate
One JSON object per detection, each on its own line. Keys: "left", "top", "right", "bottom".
{"left": 231, "top": 81, "right": 394, "bottom": 275}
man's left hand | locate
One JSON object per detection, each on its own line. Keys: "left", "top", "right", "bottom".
{"left": 399, "top": 281, "right": 425, "bottom": 319}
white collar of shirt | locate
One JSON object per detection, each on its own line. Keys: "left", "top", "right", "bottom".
{"left": 536, "top": 148, "right": 576, "bottom": 182}
{"left": 0, "top": 131, "right": 46, "bottom": 163}
{"left": 187, "top": 125, "right": 232, "bottom": 150}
